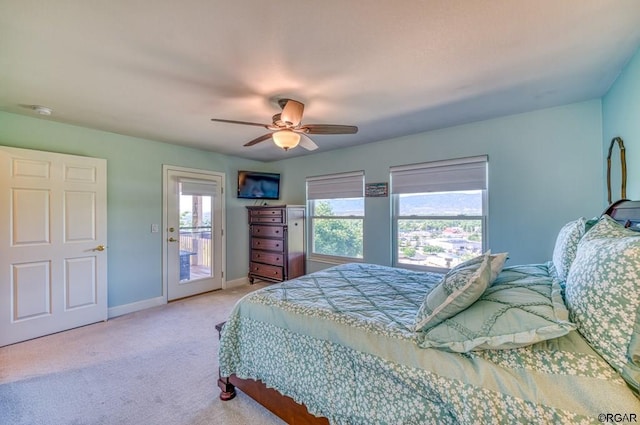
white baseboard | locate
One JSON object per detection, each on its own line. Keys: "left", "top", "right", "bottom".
{"left": 108, "top": 279, "right": 250, "bottom": 319}
{"left": 108, "top": 296, "right": 166, "bottom": 319}
{"left": 224, "top": 276, "right": 249, "bottom": 289}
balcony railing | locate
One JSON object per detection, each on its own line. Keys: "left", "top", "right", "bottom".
{"left": 179, "top": 226, "right": 212, "bottom": 269}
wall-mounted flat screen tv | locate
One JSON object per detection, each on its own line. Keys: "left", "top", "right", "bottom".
{"left": 237, "top": 171, "right": 281, "bottom": 200}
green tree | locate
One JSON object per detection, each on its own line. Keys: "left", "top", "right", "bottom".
{"left": 313, "top": 201, "right": 363, "bottom": 258}
{"left": 402, "top": 247, "right": 416, "bottom": 258}
{"left": 468, "top": 233, "right": 481, "bottom": 241}
{"left": 180, "top": 211, "right": 191, "bottom": 228}
{"left": 422, "top": 245, "right": 444, "bottom": 254}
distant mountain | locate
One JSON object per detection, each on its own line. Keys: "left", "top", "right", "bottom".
{"left": 398, "top": 192, "right": 481, "bottom": 215}
{"left": 327, "top": 192, "right": 481, "bottom": 215}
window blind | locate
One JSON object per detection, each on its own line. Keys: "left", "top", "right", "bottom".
{"left": 390, "top": 155, "right": 487, "bottom": 194}
{"left": 180, "top": 179, "right": 218, "bottom": 196}
{"left": 306, "top": 171, "right": 364, "bottom": 200}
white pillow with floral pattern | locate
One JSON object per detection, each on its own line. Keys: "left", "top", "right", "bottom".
{"left": 551, "top": 217, "right": 586, "bottom": 282}
{"left": 565, "top": 215, "right": 640, "bottom": 392}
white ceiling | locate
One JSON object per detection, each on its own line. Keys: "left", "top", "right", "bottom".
{"left": 1, "top": 1, "right": 640, "bottom": 162}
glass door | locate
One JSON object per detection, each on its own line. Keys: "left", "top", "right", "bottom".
{"left": 164, "top": 167, "right": 224, "bottom": 301}
{"left": 179, "top": 181, "right": 213, "bottom": 282}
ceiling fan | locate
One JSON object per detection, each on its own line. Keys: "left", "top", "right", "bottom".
{"left": 211, "top": 99, "right": 358, "bottom": 151}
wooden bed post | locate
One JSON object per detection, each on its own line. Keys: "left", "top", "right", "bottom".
{"left": 215, "top": 322, "right": 330, "bottom": 424}
{"left": 217, "top": 376, "right": 236, "bottom": 401}
{"left": 215, "top": 322, "right": 236, "bottom": 401}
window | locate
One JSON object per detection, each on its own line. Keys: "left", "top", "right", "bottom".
{"left": 179, "top": 180, "right": 215, "bottom": 280}
{"left": 391, "top": 156, "right": 488, "bottom": 271}
{"left": 307, "top": 171, "right": 364, "bottom": 262}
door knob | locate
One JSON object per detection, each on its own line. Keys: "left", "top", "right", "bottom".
{"left": 95, "top": 245, "right": 105, "bottom": 251}
{"left": 168, "top": 237, "right": 178, "bottom": 242}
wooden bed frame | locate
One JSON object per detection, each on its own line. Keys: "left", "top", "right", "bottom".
{"left": 215, "top": 322, "right": 329, "bottom": 424}
{"left": 604, "top": 199, "right": 640, "bottom": 229}
{"left": 217, "top": 200, "right": 640, "bottom": 424}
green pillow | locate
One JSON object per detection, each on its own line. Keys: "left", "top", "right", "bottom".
{"left": 416, "top": 264, "right": 575, "bottom": 352}
{"left": 565, "top": 215, "right": 640, "bottom": 392}
{"left": 414, "top": 252, "right": 492, "bottom": 332}
{"left": 584, "top": 216, "right": 599, "bottom": 232}
{"left": 551, "top": 217, "right": 586, "bottom": 282}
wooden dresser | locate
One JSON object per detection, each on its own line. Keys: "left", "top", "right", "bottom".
{"left": 247, "top": 205, "right": 306, "bottom": 284}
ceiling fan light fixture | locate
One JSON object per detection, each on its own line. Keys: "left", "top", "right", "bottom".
{"left": 211, "top": 98, "right": 357, "bottom": 151}
{"left": 272, "top": 130, "right": 300, "bottom": 151}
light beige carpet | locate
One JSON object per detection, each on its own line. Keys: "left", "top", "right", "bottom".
{"left": 0, "top": 283, "right": 285, "bottom": 425}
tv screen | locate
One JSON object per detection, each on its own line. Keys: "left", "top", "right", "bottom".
{"left": 237, "top": 171, "right": 281, "bottom": 200}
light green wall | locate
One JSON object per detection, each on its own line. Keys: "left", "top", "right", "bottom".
{"left": 0, "top": 111, "right": 264, "bottom": 307}
{"left": 272, "top": 100, "right": 604, "bottom": 271}
{"left": 0, "top": 96, "right": 614, "bottom": 308}
{"left": 603, "top": 46, "right": 640, "bottom": 201}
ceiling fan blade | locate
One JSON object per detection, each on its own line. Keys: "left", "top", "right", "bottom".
{"left": 299, "top": 134, "right": 318, "bottom": 151}
{"left": 301, "top": 124, "right": 358, "bottom": 135}
{"left": 243, "top": 133, "right": 273, "bottom": 147}
{"left": 211, "top": 118, "right": 270, "bottom": 129}
{"left": 280, "top": 99, "right": 304, "bottom": 126}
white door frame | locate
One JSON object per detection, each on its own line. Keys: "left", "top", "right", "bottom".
{"left": 162, "top": 165, "right": 226, "bottom": 301}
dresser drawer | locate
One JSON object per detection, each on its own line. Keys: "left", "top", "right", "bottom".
{"left": 251, "top": 250, "right": 284, "bottom": 266}
{"left": 251, "top": 225, "right": 285, "bottom": 238}
{"left": 251, "top": 238, "right": 284, "bottom": 252}
{"left": 250, "top": 262, "right": 283, "bottom": 280}
{"left": 249, "top": 208, "right": 284, "bottom": 224}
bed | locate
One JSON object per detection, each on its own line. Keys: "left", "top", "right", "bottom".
{"left": 218, "top": 200, "right": 640, "bottom": 424}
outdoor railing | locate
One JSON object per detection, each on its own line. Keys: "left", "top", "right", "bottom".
{"left": 179, "top": 226, "right": 212, "bottom": 268}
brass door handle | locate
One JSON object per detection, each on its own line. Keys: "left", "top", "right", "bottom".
{"left": 168, "top": 237, "right": 178, "bottom": 242}
{"left": 95, "top": 245, "right": 105, "bottom": 252}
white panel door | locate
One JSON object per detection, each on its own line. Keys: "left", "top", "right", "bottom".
{"left": 0, "top": 146, "right": 107, "bottom": 347}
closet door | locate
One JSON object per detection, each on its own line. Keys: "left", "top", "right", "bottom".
{"left": 0, "top": 146, "right": 107, "bottom": 347}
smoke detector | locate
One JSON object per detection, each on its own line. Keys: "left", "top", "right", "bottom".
{"left": 32, "top": 105, "right": 52, "bottom": 116}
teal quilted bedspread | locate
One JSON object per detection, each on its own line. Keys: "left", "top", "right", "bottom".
{"left": 219, "top": 263, "right": 640, "bottom": 424}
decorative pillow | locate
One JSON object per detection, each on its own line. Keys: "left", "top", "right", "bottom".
{"left": 489, "top": 252, "right": 508, "bottom": 282}
{"left": 551, "top": 217, "right": 587, "bottom": 282}
{"left": 565, "top": 215, "right": 640, "bottom": 392}
{"left": 414, "top": 252, "right": 492, "bottom": 332}
{"left": 450, "top": 251, "right": 509, "bottom": 283}
{"left": 416, "top": 263, "right": 576, "bottom": 352}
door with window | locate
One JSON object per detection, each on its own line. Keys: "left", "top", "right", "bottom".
{"left": 164, "top": 166, "right": 224, "bottom": 301}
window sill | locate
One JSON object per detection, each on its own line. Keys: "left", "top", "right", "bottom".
{"left": 308, "top": 254, "right": 364, "bottom": 266}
